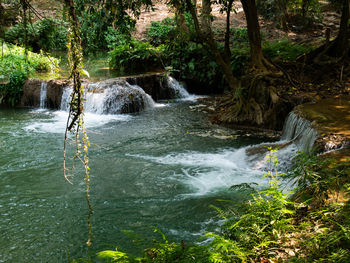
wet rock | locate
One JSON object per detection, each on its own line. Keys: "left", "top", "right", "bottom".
{"left": 123, "top": 72, "right": 177, "bottom": 101}
{"left": 21, "top": 79, "right": 69, "bottom": 108}
{"left": 21, "top": 79, "right": 42, "bottom": 107}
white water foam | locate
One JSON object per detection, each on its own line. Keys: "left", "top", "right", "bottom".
{"left": 24, "top": 110, "right": 131, "bottom": 134}
{"left": 128, "top": 139, "right": 300, "bottom": 196}
{"left": 128, "top": 147, "right": 265, "bottom": 196}
{"left": 167, "top": 76, "right": 201, "bottom": 102}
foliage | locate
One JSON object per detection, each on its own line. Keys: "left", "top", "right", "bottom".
{"left": 230, "top": 28, "right": 249, "bottom": 45}
{"left": 208, "top": 149, "right": 295, "bottom": 262}
{"left": 163, "top": 40, "right": 249, "bottom": 90}
{"left": 257, "top": 0, "right": 322, "bottom": 28}
{"left": 0, "top": 43, "right": 59, "bottom": 105}
{"left": 147, "top": 17, "right": 177, "bottom": 46}
{"left": 163, "top": 41, "right": 221, "bottom": 86}
{"left": 293, "top": 198, "right": 350, "bottom": 262}
{"left": 262, "top": 40, "right": 314, "bottom": 61}
{"left": 287, "top": 152, "right": 348, "bottom": 205}
{"left": 74, "top": 0, "right": 152, "bottom": 52}
{"left": 109, "top": 39, "right": 164, "bottom": 74}
{"left": 4, "top": 18, "right": 68, "bottom": 51}
{"left": 96, "top": 229, "right": 210, "bottom": 263}
{"left": 105, "top": 26, "right": 133, "bottom": 49}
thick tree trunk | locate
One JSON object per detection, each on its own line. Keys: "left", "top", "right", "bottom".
{"left": 224, "top": 0, "right": 234, "bottom": 59}
{"left": 174, "top": 2, "right": 190, "bottom": 39}
{"left": 241, "top": 0, "right": 272, "bottom": 71}
{"left": 201, "top": 0, "right": 212, "bottom": 38}
{"left": 334, "top": 0, "right": 349, "bottom": 57}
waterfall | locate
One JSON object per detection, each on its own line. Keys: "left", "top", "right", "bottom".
{"left": 166, "top": 76, "right": 190, "bottom": 98}
{"left": 60, "top": 79, "right": 155, "bottom": 114}
{"left": 281, "top": 112, "right": 318, "bottom": 152}
{"left": 39, "top": 82, "right": 48, "bottom": 108}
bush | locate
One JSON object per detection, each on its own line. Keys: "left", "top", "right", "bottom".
{"left": 5, "top": 18, "right": 68, "bottom": 52}
{"left": 230, "top": 27, "right": 249, "bottom": 44}
{"left": 105, "top": 27, "right": 132, "bottom": 49}
{"left": 109, "top": 39, "right": 164, "bottom": 74}
{"left": 147, "top": 17, "right": 177, "bottom": 46}
{"left": 0, "top": 43, "right": 59, "bottom": 105}
{"left": 163, "top": 41, "right": 249, "bottom": 92}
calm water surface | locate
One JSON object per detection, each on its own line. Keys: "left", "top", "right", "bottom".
{"left": 0, "top": 101, "right": 267, "bottom": 262}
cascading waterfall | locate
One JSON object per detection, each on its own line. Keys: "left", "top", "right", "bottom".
{"left": 166, "top": 76, "right": 190, "bottom": 98}
{"left": 60, "top": 79, "right": 156, "bottom": 114}
{"left": 281, "top": 112, "right": 318, "bottom": 152}
{"left": 39, "top": 82, "right": 48, "bottom": 108}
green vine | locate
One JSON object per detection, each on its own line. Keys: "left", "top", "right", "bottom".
{"left": 63, "top": 0, "right": 92, "bottom": 247}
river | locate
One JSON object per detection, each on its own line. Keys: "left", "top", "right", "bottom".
{"left": 0, "top": 97, "right": 270, "bottom": 262}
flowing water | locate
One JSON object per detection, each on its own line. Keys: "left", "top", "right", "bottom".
{"left": 0, "top": 83, "right": 299, "bottom": 262}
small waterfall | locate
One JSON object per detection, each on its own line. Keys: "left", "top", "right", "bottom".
{"left": 39, "top": 82, "right": 48, "bottom": 108}
{"left": 281, "top": 112, "right": 318, "bottom": 152}
{"left": 167, "top": 76, "right": 190, "bottom": 98}
{"left": 60, "top": 79, "right": 155, "bottom": 114}
{"left": 60, "top": 87, "right": 72, "bottom": 111}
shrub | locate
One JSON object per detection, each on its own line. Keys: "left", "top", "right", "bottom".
{"left": 109, "top": 39, "right": 164, "bottom": 74}
{"left": 230, "top": 27, "right": 249, "bottom": 44}
{"left": 0, "top": 43, "right": 59, "bottom": 105}
{"left": 105, "top": 27, "right": 132, "bottom": 49}
{"left": 147, "top": 17, "right": 177, "bottom": 46}
{"left": 5, "top": 18, "right": 68, "bottom": 52}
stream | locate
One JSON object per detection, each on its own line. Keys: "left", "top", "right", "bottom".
{"left": 1, "top": 93, "right": 279, "bottom": 262}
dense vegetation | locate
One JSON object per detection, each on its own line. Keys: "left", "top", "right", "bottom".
{"left": 0, "top": 43, "right": 59, "bottom": 105}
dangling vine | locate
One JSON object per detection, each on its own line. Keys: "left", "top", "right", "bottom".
{"left": 63, "top": 0, "right": 93, "bottom": 247}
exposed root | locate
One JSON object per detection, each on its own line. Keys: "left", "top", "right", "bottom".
{"left": 217, "top": 71, "right": 282, "bottom": 127}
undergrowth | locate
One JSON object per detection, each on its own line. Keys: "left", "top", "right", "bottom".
{"left": 0, "top": 43, "right": 59, "bottom": 105}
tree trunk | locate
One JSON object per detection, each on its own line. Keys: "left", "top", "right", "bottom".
{"left": 174, "top": 1, "right": 190, "bottom": 39}
{"left": 241, "top": 0, "right": 271, "bottom": 71}
{"left": 277, "top": 0, "right": 288, "bottom": 31}
{"left": 185, "top": 0, "right": 239, "bottom": 90}
{"left": 224, "top": 0, "right": 234, "bottom": 59}
{"left": 0, "top": 0, "right": 4, "bottom": 39}
{"left": 334, "top": 0, "right": 349, "bottom": 57}
{"left": 20, "top": 0, "right": 28, "bottom": 59}
{"left": 201, "top": 0, "right": 212, "bottom": 38}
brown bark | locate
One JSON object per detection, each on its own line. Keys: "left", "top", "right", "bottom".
{"left": 224, "top": 0, "right": 234, "bottom": 59}
{"left": 201, "top": 0, "right": 212, "bottom": 38}
{"left": 174, "top": 1, "right": 190, "bottom": 38}
{"left": 241, "top": 0, "right": 272, "bottom": 71}
{"left": 185, "top": 0, "right": 239, "bottom": 90}
{"left": 334, "top": 0, "right": 349, "bottom": 57}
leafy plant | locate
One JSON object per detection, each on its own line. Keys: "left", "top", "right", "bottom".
{"left": 0, "top": 43, "right": 59, "bottom": 105}
{"left": 109, "top": 39, "right": 164, "bottom": 74}
{"left": 5, "top": 18, "right": 68, "bottom": 51}
{"left": 147, "top": 17, "right": 177, "bottom": 46}
{"left": 207, "top": 149, "right": 295, "bottom": 262}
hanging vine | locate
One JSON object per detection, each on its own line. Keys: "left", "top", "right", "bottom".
{"left": 63, "top": 0, "right": 93, "bottom": 247}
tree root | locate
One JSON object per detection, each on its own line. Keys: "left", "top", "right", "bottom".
{"left": 216, "top": 72, "right": 282, "bottom": 127}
